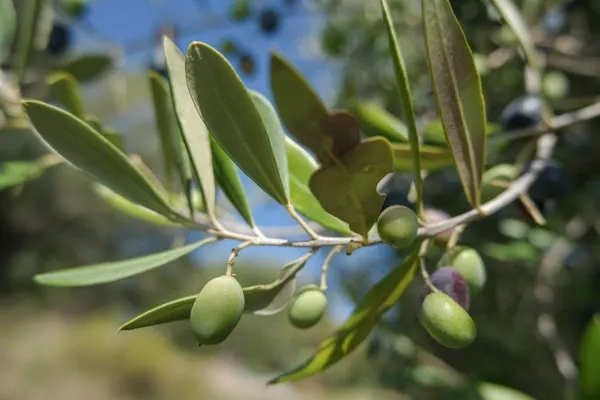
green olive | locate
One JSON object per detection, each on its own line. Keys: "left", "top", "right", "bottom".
{"left": 420, "top": 292, "right": 477, "bottom": 349}
{"left": 190, "top": 275, "right": 245, "bottom": 345}
{"left": 377, "top": 205, "right": 418, "bottom": 249}
{"left": 444, "top": 246, "right": 486, "bottom": 294}
{"left": 288, "top": 287, "right": 327, "bottom": 329}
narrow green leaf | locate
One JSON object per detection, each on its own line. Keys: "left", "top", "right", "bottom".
{"left": 85, "top": 115, "right": 124, "bottom": 150}
{"left": 119, "top": 252, "right": 315, "bottom": 331}
{"left": 380, "top": 0, "right": 424, "bottom": 214}
{"left": 309, "top": 137, "right": 393, "bottom": 238}
{"left": 580, "top": 315, "right": 600, "bottom": 400}
{"left": 14, "top": 0, "right": 44, "bottom": 83}
{"left": 163, "top": 37, "right": 216, "bottom": 219}
{"left": 58, "top": 53, "right": 113, "bottom": 82}
{"left": 352, "top": 102, "right": 408, "bottom": 143}
{"left": 119, "top": 295, "right": 197, "bottom": 331}
{"left": 477, "top": 382, "right": 535, "bottom": 400}
{"left": 247, "top": 90, "right": 290, "bottom": 199}
{"left": 270, "top": 52, "right": 360, "bottom": 165}
{"left": 93, "top": 184, "right": 179, "bottom": 227}
{"left": 23, "top": 100, "right": 177, "bottom": 219}
{"left": 423, "top": 0, "right": 487, "bottom": 208}
{"left": 0, "top": 0, "right": 16, "bottom": 64}
{"left": 391, "top": 143, "right": 454, "bottom": 171}
{"left": 286, "top": 137, "right": 353, "bottom": 236}
{"left": 47, "top": 72, "right": 86, "bottom": 119}
{"left": 269, "top": 250, "right": 419, "bottom": 384}
{"left": 210, "top": 136, "right": 255, "bottom": 227}
{"left": 34, "top": 237, "right": 216, "bottom": 287}
{"left": 489, "top": 0, "right": 540, "bottom": 69}
{"left": 0, "top": 158, "right": 57, "bottom": 190}
{"left": 185, "top": 42, "right": 289, "bottom": 204}
{"left": 148, "top": 71, "right": 193, "bottom": 209}
{"left": 245, "top": 251, "right": 314, "bottom": 316}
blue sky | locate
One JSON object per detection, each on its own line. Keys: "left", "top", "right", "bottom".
{"left": 72, "top": 0, "right": 392, "bottom": 322}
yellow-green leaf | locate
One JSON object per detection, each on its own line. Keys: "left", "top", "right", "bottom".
{"left": 353, "top": 102, "right": 408, "bottom": 143}
{"left": 119, "top": 295, "right": 197, "bottom": 331}
{"left": 269, "top": 250, "right": 419, "bottom": 384}
{"left": 423, "top": 0, "right": 487, "bottom": 208}
{"left": 286, "top": 137, "right": 353, "bottom": 236}
{"left": 580, "top": 315, "right": 600, "bottom": 400}
{"left": 309, "top": 137, "right": 393, "bottom": 238}
{"left": 34, "top": 237, "right": 216, "bottom": 287}
{"left": 163, "top": 37, "right": 216, "bottom": 219}
{"left": 392, "top": 143, "right": 454, "bottom": 171}
{"left": 0, "top": 158, "right": 58, "bottom": 190}
{"left": 186, "top": 42, "right": 289, "bottom": 204}
{"left": 23, "top": 100, "right": 178, "bottom": 219}
{"left": 47, "top": 72, "right": 86, "bottom": 119}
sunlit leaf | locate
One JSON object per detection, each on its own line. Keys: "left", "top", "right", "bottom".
{"left": 148, "top": 71, "right": 193, "bottom": 211}
{"left": 210, "top": 136, "right": 255, "bottom": 227}
{"left": 353, "top": 102, "right": 408, "bottom": 143}
{"left": 23, "top": 100, "right": 178, "bottom": 219}
{"left": 392, "top": 143, "right": 454, "bottom": 171}
{"left": 186, "top": 42, "right": 289, "bottom": 204}
{"left": 309, "top": 137, "right": 393, "bottom": 238}
{"left": 58, "top": 53, "right": 113, "bottom": 82}
{"left": 286, "top": 137, "right": 353, "bottom": 236}
{"left": 93, "top": 184, "right": 179, "bottom": 227}
{"left": 269, "top": 250, "right": 419, "bottom": 384}
{"left": 270, "top": 52, "right": 360, "bottom": 165}
{"left": 423, "top": 0, "right": 487, "bottom": 208}
{"left": 163, "top": 37, "right": 216, "bottom": 219}
{"left": 489, "top": 0, "right": 540, "bottom": 69}
{"left": 47, "top": 72, "right": 86, "bottom": 119}
{"left": 0, "top": 0, "right": 16, "bottom": 64}
{"left": 580, "top": 314, "right": 600, "bottom": 400}
{"left": 119, "top": 295, "right": 197, "bottom": 331}
{"left": 34, "top": 237, "right": 216, "bottom": 287}
{"left": 477, "top": 382, "right": 536, "bottom": 400}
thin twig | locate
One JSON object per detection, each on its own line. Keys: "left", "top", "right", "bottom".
{"left": 225, "top": 240, "right": 253, "bottom": 276}
{"left": 419, "top": 239, "right": 437, "bottom": 293}
{"left": 285, "top": 203, "right": 321, "bottom": 240}
{"left": 445, "top": 224, "right": 466, "bottom": 251}
{"left": 320, "top": 245, "right": 344, "bottom": 291}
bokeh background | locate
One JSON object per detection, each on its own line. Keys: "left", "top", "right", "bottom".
{"left": 1, "top": 0, "right": 600, "bottom": 399}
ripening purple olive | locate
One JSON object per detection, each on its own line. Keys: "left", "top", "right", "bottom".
{"left": 420, "top": 267, "right": 470, "bottom": 311}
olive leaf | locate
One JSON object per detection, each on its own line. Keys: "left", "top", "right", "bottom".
{"left": 163, "top": 37, "right": 217, "bottom": 219}
{"left": 352, "top": 102, "right": 408, "bottom": 143}
{"left": 93, "top": 184, "right": 179, "bottom": 227}
{"left": 58, "top": 53, "right": 114, "bottom": 82}
{"left": 210, "top": 136, "right": 255, "bottom": 228}
{"left": 84, "top": 115, "right": 124, "bottom": 150}
{"left": 286, "top": 137, "right": 354, "bottom": 236}
{"left": 23, "top": 100, "right": 178, "bottom": 219}
{"left": 0, "top": 158, "right": 59, "bottom": 190}
{"left": 119, "top": 252, "right": 316, "bottom": 330}
{"left": 148, "top": 71, "right": 193, "bottom": 204}
{"left": 0, "top": 0, "right": 16, "bottom": 64}
{"left": 34, "top": 237, "right": 217, "bottom": 287}
{"left": 13, "top": 0, "right": 45, "bottom": 83}
{"left": 269, "top": 250, "right": 419, "bottom": 384}
{"left": 580, "top": 314, "right": 600, "bottom": 400}
{"left": 186, "top": 42, "right": 289, "bottom": 205}
{"left": 270, "top": 52, "right": 360, "bottom": 165}
{"left": 391, "top": 143, "right": 454, "bottom": 172}
{"left": 423, "top": 0, "right": 487, "bottom": 208}
{"left": 489, "top": 0, "right": 540, "bottom": 69}
{"left": 47, "top": 72, "right": 86, "bottom": 119}
{"left": 309, "top": 137, "right": 393, "bottom": 238}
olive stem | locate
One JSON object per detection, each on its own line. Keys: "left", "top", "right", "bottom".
{"left": 445, "top": 224, "right": 466, "bottom": 251}
{"left": 419, "top": 240, "right": 438, "bottom": 294}
{"left": 285, "top": 203, "right": 321, "bottom": 240}
{"left": 225, "top": 240, "right": 253, "bottom": 276}
{"left": 320, "top": 245, "right": 344, "bottom": 291}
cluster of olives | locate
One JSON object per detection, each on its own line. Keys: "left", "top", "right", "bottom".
{"left": 419, "top": 246, "right": 485, "bottom": 349}
{"left": 189, "top": 276, "right": 328, "bottom": 345}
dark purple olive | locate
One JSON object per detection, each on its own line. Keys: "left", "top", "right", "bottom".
{"left": 258, "top": 8, "right": 280, "bottom": 35}
{"left": 46, "top": 23, "right": 71, "bottom": 56}
{"left": 420, "top": 267, "right": 470, "bottom": 311}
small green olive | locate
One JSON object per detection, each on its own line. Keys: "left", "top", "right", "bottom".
{"left": 190, "top": 275, "right": 245, "bottom": 345}
{"left": 288, "top": 287, "right": 327, "bottom": 329}
{"left": 420, "top": 292, "right": 477, "bottom": 349}
{"left": 377, "top": 205, "right": 418, "bottom": 249}
{"left": 444, "top": 246, "right": 486, "bottom": 294}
